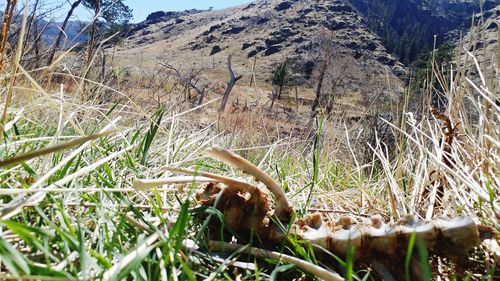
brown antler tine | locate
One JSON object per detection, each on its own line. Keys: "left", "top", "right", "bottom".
{"left": 204, "top": 147, "right": 294, "bottom": 220}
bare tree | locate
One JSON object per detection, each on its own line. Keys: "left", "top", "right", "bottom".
{"left": 219, "top": 55, "right": 242, "bottom": 112}
{"left": 325, "top": 56, "right": 354, "bottom": 116}
{"left": 21, "top": 0, "right": 63, "bottom": 68}
{"left": 311, "top": 56, "right": 331, "bottom": 116}
{"left": 21, "top": 0, "right": 40, "bottom": 54}
{"left": 144, "top": 60, "right": 213, "bottom": 106}
{"left": 309, "top": 30, "right": 364, "bottom": 119}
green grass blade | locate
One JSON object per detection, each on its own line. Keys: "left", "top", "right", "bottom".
{"left": 405, "top": 230, "right": 417, "bottom": 281}
{"left": 140, "top": 107, "right": 165, "bottom": 166}
{"left": 0, "top": 237, "right": 31, "bottom": 276}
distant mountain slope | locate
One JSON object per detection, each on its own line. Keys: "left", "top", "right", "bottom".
{"left": 43, "top": 20, "right": 88, "bottom": 47}
{"left": 458, "top": 5, "right": 499, "bottom": 80}
{"left": 0, "top": 12, "right": 88, "bottom": 48}
{"left": 114, "top": 0, "right": 406, "bottom": 108}
{"left": 112, "top": 0, "right": 498, "bottom": 115}
{"left": 348, "top": 0, "right": 499, "bottom": 64}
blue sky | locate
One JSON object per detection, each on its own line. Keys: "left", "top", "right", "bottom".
{"left": 57, "top": 0, "right": 252, "bottom": 23}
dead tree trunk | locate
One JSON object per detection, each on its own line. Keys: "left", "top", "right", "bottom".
{"left": 100, "top": 50, "right": 106, "bottom": 82}
{"left": 326, "top": 75, "right": 345, "bottom": 116}
{"left": 46, "top": 0, "right": 83, "bottom": 66}
{"left": 219, "top": 55, "right": 242, "bottom": 112}
{"left": 270, "top": 90, "right": 277, "bottom": 109}
{"left": 249, "top": 56, "right": 257, "bottom": 87}
{"left": 82, "top": 0, "right": 100, "bottom": 96}
{"left": 197, "top": 88, "right": 206, "bottom": 106}
{"left": 190, "top": 81, "right": 208, "bottom": 106}
{"left": 32, "top": 21, "right": 42, "bottom": 68}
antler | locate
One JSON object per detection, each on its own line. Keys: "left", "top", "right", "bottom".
{"left": 204, "top": 147, "right": 294, "bottom": 220}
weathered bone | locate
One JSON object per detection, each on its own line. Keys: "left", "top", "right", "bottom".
{"left": 204, "top": 147, "right": 294, "bottom": 220}
{"left": 132, "top": 176, "right": 220, "bottom": 191}
{"left": 209, "top": 240, "right": 344, "bottom": 281}
{"left": 295, "top": 214, "right": 480, "bottom": 257}
{"left": 195, "top": 180, "right": 482, "bottom": 251}
{"left": 195, "top": 181, "right": 488, "bottom": 280}
{"left": 164, "top": 167, "right": 262, "bottom": 194}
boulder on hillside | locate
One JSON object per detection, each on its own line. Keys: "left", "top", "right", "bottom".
{"left": 275, "top": 2, "right": 293, "bottom": 11}
{"left": 264, "top": 45, "right": 282, "bottom": 56}
{"left": 222, "top": 26, "right": 246, "bottom": 35}
{"left": 210, "top": 45, "right": 222, "bottom": 55}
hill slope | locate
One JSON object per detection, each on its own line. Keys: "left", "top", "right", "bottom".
{"left": 114, "top": 0, "right": 406, "bottom": 111}
{"left": 112, "top": 0, "right": 498, "bottom": 117}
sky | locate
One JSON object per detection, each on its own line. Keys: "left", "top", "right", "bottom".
{"left": 56, "top": 0, "right": 252, "bottom": 23}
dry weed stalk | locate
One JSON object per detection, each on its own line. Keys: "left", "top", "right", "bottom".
{"left": 0, "top": 129, "right": 118, "bottom": 167}
{"left": 422, "top": 108, "right": 460, "bottom": 207}
{"left": 0, "top": 0, "right": 17, "bottom": 71}
{"left": 0, "top": 0, "right": 28, "bottom": 144}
